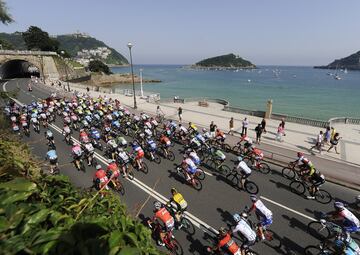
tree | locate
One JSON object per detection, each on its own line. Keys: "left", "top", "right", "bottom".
{"left": 22, "top": 26, "right": 59, "bottom": 51}
{"left": 0, "top": 0, "right": 13, "bottom": 24}
{"left": 88, "top": 60, "right": 112, "bottom": 74}
{"left": 0, "top": 37, "right": 14, "bottom": 49}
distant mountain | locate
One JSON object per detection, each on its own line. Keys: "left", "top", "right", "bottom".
{"left": 0, "top": 32, "right": 128, "bottom": 65}
{"left": 314, "top": 51, "right": 360, "bottom": 70}
{"left": 194, "top": 53, "right": 256, "bottom": 69}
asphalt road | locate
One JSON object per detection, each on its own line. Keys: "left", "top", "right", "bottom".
{"left": 2, "top": 78, "right": 359, "bottom": 255}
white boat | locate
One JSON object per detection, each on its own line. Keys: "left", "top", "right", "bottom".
{"left": 334, "top": 75, "right": 341, "bottom": 80}
{"left": 344, "top": 68, "right": 348, "bottom": 74}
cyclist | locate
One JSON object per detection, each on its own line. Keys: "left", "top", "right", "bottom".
{"left": 188, "top": 148, "right": 201, "bottom": 166}
{"left": 181, "top": 154, "right": 198, "bottom": 181}
{"left": 45, "top": 129, "right": 55, "bottom": 146}
{"left": 234, "top": 156, "right": 252, "bottom": 189}
{"left": 83, "top": 142, "right": 95, "bottom": 166}
{"left": 188, "top": 122, "right": 198, "bottom": 134}
{"left": 232, "top": 213, "right": 257, "bottom": 255}
{"left": 93, "top": 164, "right": 109, "bottom": 193}
{"left": 240, "top": 135, "right": 253, "bottom": 154}
{"left": 293, "top": 152, "right": 315, "bottom": 172}
{"left": 168, "top": 188, "right": 188, "bottom": 227}
{"left": 131, "top": 141, "right": 144, "bottom": 170}
{"left": 178, "top": 123, "right": 188, "bottom": 140}
{"left": 210, "top": 147, "right": 226, "bottom": 162}
{"left": 160, "top": 133, "right": 171, "bottom": 148}
{"left": 79, "top": 129, "right": 90, "bottom": 144}
{"left": 71, "top": 143, "right": 83, "bottom": 166}
{"left": 202, "top": 128, "right": 211, "bottom": 140}
{"left": 45, "top": 148, "right": 58, "bottom": 174}
{"left": 299, "top": 162, "right": 325, "bottom": 200}
{"left": 117, "top": 147, "right": 130, "bottom": 177}
{"left": 327, "top": 202, "right": 360, "bottom": 236}
{"left": 106, "top": 137, "right": 118, "bottom": 159}
{"left": 189, "top": 135, "right": 202, "bottom": 150}
{"left": 246, "top": 195, "right": 273, "bottom": 240}
{"left": 215, "top": 128, "right": 226, "bottom": 143}
{"left": 115, "top": 135, "right": 128, "bottom": 148}
{"left": 150, "top": 201, "right": 175, "bottom": 247}
{"left": 209, "top": 227, "right": 242, "bottom": 255}
{"left": 106, "top": 159, "right": 121, "bottom": 180}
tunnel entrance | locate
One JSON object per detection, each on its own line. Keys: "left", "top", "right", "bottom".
{"left": 0, "top": 59, "right": 40, "bottom": 79}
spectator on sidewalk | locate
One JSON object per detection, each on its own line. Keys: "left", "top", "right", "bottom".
{"left": 275, "top": 123, "right": 285, "bottom": 142}
{"left": 156, "top": 105, "right": 164, "bottom": 117}
{"left": 255, "top": 123, "right": 263, "bottom": 144}
{"left": 324, "top": 127, "right": 331, "bottom": 146}
{"left": 261, "top": 118, "right": 267, "bottom": 133}
{"left": 327, "top": 132, "right": 341, "bottom": 154}
{"left": 330, "top": 127, "right": 336, "bottom": 141}
{"left": 280, "top": 118, "right": 286, "bottom": 129}
{"left": 178, "top": 107, "right": 183, "bottom": 122}
{"left": 228, "top": 117, "right": 234, "bottom": 135}
{"left": 310, "top": 131, "right": 324, "bottom": 154}
{"left": 210, "top": 121, "right": 217, "bottom": 138}
{"left": 241, "top": 117, "right": 249, "bottom": 136}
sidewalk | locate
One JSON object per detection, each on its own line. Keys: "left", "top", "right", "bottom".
{"left": 40, "top": 81, "right": 360, "bottom": 188}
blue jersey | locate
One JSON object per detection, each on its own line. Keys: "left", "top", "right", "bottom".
{"left": 47, "top": 150, "right": 57, "bottom": 160}
{"left": 112, "top": 120, "right": 120, "bottom": 128}
{"left": 147, "top": 140, "right": 157, "bottom": 151}
{"left": 91, "top": 130, "right": 101, "bottom": 139}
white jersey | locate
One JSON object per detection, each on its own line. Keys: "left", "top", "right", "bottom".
{"left": 31, "top": 117, "right": 38, "bottom": 124}
{"left": 254, "top": 200, "right": 273, "bottom": 219}
{"left": 63, "top": 126, "right": 71, "bottom": 134}
{"left": 237, "top": 161, "right": 252, "bottom": 175}
{"left": 185, "top": 158, "right": 196, "bottom": 169}
{"left": 232, "top": 219, "right": 256, "bottom": 242}
{"left": 340, "top": 208, "right": 360, "bottom": 227}
{"left": 180, "top": 126, "right": 188, "bottom": 133}
{"left": 84, "top": 143, "right": 94, "bottom": 153}
{"left": 118, "top": 151, "right": 129, "bottom": 162}
{"left": 107, "top": 140, "right": 118, "bottom": 148}
{"left": 189, "top": 152, "right": 200, "bottom": 162}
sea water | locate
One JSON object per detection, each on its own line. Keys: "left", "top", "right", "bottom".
{"left": 111, "top": 65, "right": 360, "bottom": 120}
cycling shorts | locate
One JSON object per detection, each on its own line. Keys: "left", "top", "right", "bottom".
{"left": 240, "top": 171, "right": 251, "bottom": 179}
{"left": 49, "top": 158, "right": 58, "bottom": 165}
{"left": 344, "top": 225, "right": 360, "bottom": 233}
{"left": 187, "top": 166, "right": 197, "bottom": 175}
{"left": 310, "top": 175, "right": 325, "bottom": 187}
{"left": 135, "top": 151, "right": 144, "bottom": 160}
{"left": 260, "top": 217, "right": 273, "bottom": 227}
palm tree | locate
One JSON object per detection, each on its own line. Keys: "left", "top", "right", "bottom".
{"left": 0, "top": 0, "right": 13, "bottom": 24}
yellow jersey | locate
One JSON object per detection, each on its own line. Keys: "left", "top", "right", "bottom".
{"left": 173, "top": 193, "right": 188, "bottom": 210}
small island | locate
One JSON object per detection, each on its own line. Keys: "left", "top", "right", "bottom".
{"left": 314, "top": 50, "right": 360, "bottom": 70}
{"left": 193, "top": 53, "right": 256, "bottom": 70}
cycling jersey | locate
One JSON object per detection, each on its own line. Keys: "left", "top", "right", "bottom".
{"left": 155, "top": 207, "right": 175, "bottom": 231}
{"left": 195, "top": 134, "right": 205, "bottom": 143}
{"left": 172, "top": 193, "right": 188, "bottom": 211}
{"left": 147, "top": 140, "right": 157, "bottom": 151}
{"left": 338, "top": 208, "right": 360, "bottom": 232}
{"left": 232, "top": 219, "right": 256, "bottom": 242}
{"left": 94, "top": 169, "right": 108, "bottom": 186}
{"left": 107, "top": 163, "right": 120, "bottom": 178}
{"left": 190, "top": 137, "right": 201, "bottom": 148}
{"left": 214, "top": 150, "right": 226, "bottom": 160}
{"left": 179, "top": 126, "right": 188, "bottom": 133}
{"left": 84, "top": 143, "right": 94, "bottom": 153}
{"left": 184, "top": 158, "right": 197, "bottom": 174}
{"left": 133, "top": 145, "right": 144, "bottom": 158}
{"left": 72, "top": 145, "right": 82, "bottom": 157}
{"left": 108, "top": 140, "right": 118, "bottom": 149}
{"left": 236, "top": 161, "right": 252, "bottom": 175}
{"left": 118, "top": 151, "right": 130, "bottom": 163}
{"left": 47, "top": 150, "right": 57, "bottom": 160}
{"left": 144, "top": 121, "right": 152, "bottom": 129}
{"left": 63, "top": 126, "right": 71, "bottom": 134}
{"left": 252, "top": 200, "right": 273, "bottom": 221}
{"left": 189, "top": 152, "right": 200, "bottom": 165}
{"left": 160, "top": 136, "right": 171, "bottom": 146}
{"left": 46, "top": 130, "right": 53, "bottom": 138}
{"left": 218, "top": 234, "right": 241, "bottom": 255}
{"left": 90, "top": 130, "right": 101, "bottom": 139}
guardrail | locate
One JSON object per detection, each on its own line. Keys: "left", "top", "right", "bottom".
{"left": 328, "top": 117, "right": 360, "bottom": 125}
{"left": 271, "top": 113, "right": 329, "bottom": 128}
{"left": 223, "top": 105, "right": 265, "bottom": 117}
{"left": 0, "top": 50, "right": 58, "bottom": 56}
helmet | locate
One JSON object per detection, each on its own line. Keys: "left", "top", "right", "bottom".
{"left": 154, "top": 201, "right": 162, "bottom": 210}
{"left": 334, "top": 201, "right": 344, "bottom": 210}
{"left": 171, "top": 188, "right": 177, "bottom": 194}
{"left": 297, "top": 152, "right": 304, "bottom": 157}
{"left": 250, "top": 195, "right": 258, "bottom": 202}
{"left": 107, "top": 159, "right": 114, "bottom": 164}
{"left": 96, "top": 165, "right": 102, "bottom": 170}
{"left": 233, "top": 213, "right": 241, "bottom": 223}
{"left": 218, "top": 227, "right": 227, "bottom": 236}
{"left": 80, "top": 129, "right": 84, "bottom": 133}
{"left": 240, "top": 212, "right": 248, "bottom": 219}
{"left": 237, "top": 156, "right": 243, "bottom": 162}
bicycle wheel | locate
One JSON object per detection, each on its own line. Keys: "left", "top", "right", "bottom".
{"left": 304, "top": 245, "right": 322, "bottom": 255}
{"left": 154, "top": 154, "right": 161, "bottom": 164}
{"left": 181, "top": 217, "right": 195, "bottom": 235}
{"left": 244, "top": 180, "right": 259, "bottom": 195}
{"left": 195, "top": 168, "right": 206, "bottom": 180}
{"left": 219, "top": 164, "right": 231, "bottom": 175}
{"left": 289, "top": 180, "right": 306, "bottom": 195}
{"left": 226, "top": 172, "right": 239, "bottom": 187}
{"left": 307, "top": 221, "right": 330, "bottom": 240}
{"left": 192, "top": 179, "right": 202, "bottom": 191}
{"left": 258, "top": 162, "right": 271, "bottom": 174}
{"left": 141, "top": 162, "right": 149, "bottom": 174}
{"left": 222, "top": 143, "right": 231, "bottom": 153}
{"left": 116, "top": 180, "right": 125, "bottom": 196}
{"left": 167, "top": 151, "right": 176, "bottom": 161}
{"left": 232, "top": 145, "right": 243, "bottom": 156}
{"left": 282, "top": 167, "right": 296, "bottom": 180}
{"left": 243, "top": 156, "right": 252, "bottom": 166}
{"left": 264, "top": 229, "right": 282, "bottom": 249}
{"left": 168, "top": 238, "right": 183, "bottom": 255}
{"left": 315, "top": 189, "right": 332, "bottom": 204}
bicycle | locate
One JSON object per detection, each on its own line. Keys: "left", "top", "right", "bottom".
{"left": 145, "top": 148, "right": 162, "bottom": 164}
{"left": 242, "top": 155, "right": 271, "bottom": 174}
{"left": 281, "top": 162, "right": 301, "bottom": 180}
{"left": 205, "top": 156, "right": 231, "bottom": 175}
{"left": 73, "top": 157, "right": 86, "bottom": 172}
{"left": 289, "top": 176, "right": 332, "bottom": 204}
{"left": 232, "top": 142, "right": 244, "bottom": 156}
{"left": 147, "top": 221, "right": 183, "bottom": 255}
{"left": 108, "top": 177, "right": 125, "bottom": 195}
{"left": 165, "top": 203, "right": 195, "bottom": 235}
{"left": 159, "top": 145, "right": 176, "bottom": 161}
{"left": 210, "top": 138, "right": 232, "bottom": 153}
{"left": 130, "top": 156, "right": 149, "bottom": 174}
{"left": 175, "top": 165, "right": 203, "bottom": 191}
{"left": 307, "top": 218, "right": 342, "bottom": 240}
{"left": 226, "top": 169, "right": 259, "bottom": 194}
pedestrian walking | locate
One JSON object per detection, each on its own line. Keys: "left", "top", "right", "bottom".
{"left": 210, "top": 121, "right": 217, "bottom": 138}
{"left": 261, "top": 118, "right": 267, "bottom": 133}
{"left": 330, "top": 127, "right": 336, "bottom": 141}
{"left": 255, "top": 123, "right": 263, "bottom": 144}
{"left": 228, "top": 117, "right": 234, "bottom": 135}
{"left": 275, "top": 124, "right": 285, "bottom": 142}
{"left": 178, "top": 107, "right": 183, "bottom": 122}
{"left": 241, "top": 117, "right": 249, "bottom": 136}
{"left": 86, "top": 86, "right": 90, "bottom": 92}
{"left": 310, "top": 131, "right": 324, "bottom": 154}
{"left": 280, "top": 118, "right": 285, "bottom": 129}
{"left": 324, "top": 127, "right": 331, "bottom": 146}
{"left": 327, "top": 132, "right": 341, "bottom": 154}
{"left": 156, "top": 105, "right": 164, "bottom": 117}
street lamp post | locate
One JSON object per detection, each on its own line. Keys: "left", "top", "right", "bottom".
{"left": 140, "top": 68, "right": 144, "bottom": 98}
{"left": 60, "top": 51, "right": 70, "bottom": 92}
{"left": 127, "top": 42, "right": 137, "bottom": 109}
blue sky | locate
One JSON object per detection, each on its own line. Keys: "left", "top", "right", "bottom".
{"left": 2, "top": 0, "right": 360, "bottom": 65}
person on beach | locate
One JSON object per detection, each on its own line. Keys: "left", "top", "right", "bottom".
{"left": 255, "top": 123, "right": 263, "bottom": 144}
{"left": 310, "top": 130, "right": 323, "bottom": 154}
{"left": 228, "top": 117, "right": 234, "bottom": 135}
{"left": 261, "top": 118, "right": 267, "bottom": 133}
{"left": 210, "top": 121, "right": 217, "bottom": 138}
{"left": 178, "top": 107, "right": 183, "bottom": 122}
{"left": 327, "top": 132, "right": 341, "bottom": 154}
{"left": 275, "top": 124, "right": 285, "bottom": 142}
{"left": 242, "top": 117, "right": 249, "bottom": 136}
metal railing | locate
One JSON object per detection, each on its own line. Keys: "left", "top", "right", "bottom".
{"left": 328, "top": 117, "right": 360, "bottom": 125}
{"left": 0, "top": 50, "right": 58, "bottom": 56}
